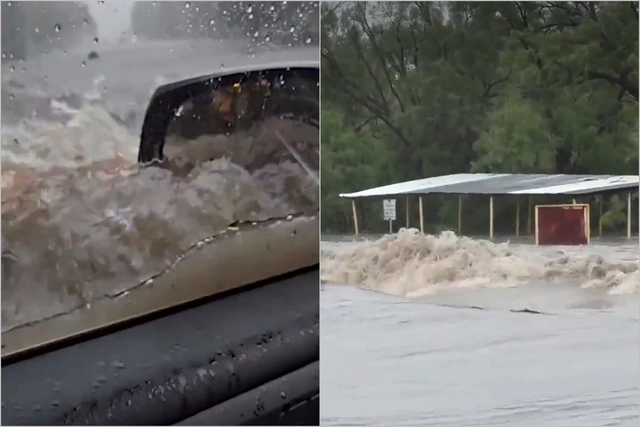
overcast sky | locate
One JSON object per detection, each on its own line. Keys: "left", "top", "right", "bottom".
{"left": 84, "top": 0, "right": 134, "bottom": 41}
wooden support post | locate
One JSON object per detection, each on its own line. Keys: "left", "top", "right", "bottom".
{"left": 534, "top": 205, "right": 539, "bottom": 245}
{"left": 457, "top": 195, "right": 463, "bottom": 235}
{"left": 598, "top": 196, "right": 603, "bottom": 237}
{"left": 515, "top": 199, "right": 520, "bottom": 237}
{"left": 405, "top": 196, "right": 409, "bottom": 228}
{"left": 585, "top": 203, "right": 591, "bottom": 244}
{"left": 627, "top": 191, "right": 632, "bottom": 239}
{"left": 419, "top": 196, "right": 424, "bottom": 234}
{"left": 489, "top": 196, "right": 494, "bottom": 240}
{"left": 527, "top": 196, "right": 532, "bottom": 235}
{"left": 351, "top": 199, "right": 359, "bottom": 235}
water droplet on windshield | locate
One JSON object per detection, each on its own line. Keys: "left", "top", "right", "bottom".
{"left": 2, "top": 0, "right": 319, "bottom": 340}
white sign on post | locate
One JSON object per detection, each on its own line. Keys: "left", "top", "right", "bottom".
{"left": 383, "top": 199, "right": 396, "bottom": 233}
{"left": 383, "top": 199, "right": 396, "bottom": 220}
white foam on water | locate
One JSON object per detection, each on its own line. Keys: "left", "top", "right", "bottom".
{"left": 2, "top": 95, "right": 317, "bottom": 333}
{"left": 321, "top": 229, "right": 639, "bottom": 298}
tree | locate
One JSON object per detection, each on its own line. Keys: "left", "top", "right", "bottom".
{"left": 322, "top": 1, "right": 638, "bottom": 234}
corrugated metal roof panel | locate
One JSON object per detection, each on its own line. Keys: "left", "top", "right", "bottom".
{"left": 339, "top": 174, "right": 639, "bottom": 198}
{"left": 509, "top": 175, "right": 638, "bottom": 195}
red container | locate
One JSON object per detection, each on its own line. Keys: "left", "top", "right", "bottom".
{"left": 535, "top": 204, "right": 590, "bottom": 245}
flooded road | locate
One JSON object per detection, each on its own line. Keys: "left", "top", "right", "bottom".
{"left": 320, "top": 232, "right": 639, "bottom": 426}
{"left": 1, "top": 37, "right": 318, "bottom": 344}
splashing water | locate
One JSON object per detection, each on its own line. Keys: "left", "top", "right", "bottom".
{"left": 2, "top": 96, "right": 317, "bottom": 333}
{"left": 321, "top": 229, "right": 638, "bottom": 298}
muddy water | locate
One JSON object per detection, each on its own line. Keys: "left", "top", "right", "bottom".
{"left": 2, "top": 98, "right": 318, "bottom": 336}
{"left": 320, "top": 232, "right": 639, "bottom": 425}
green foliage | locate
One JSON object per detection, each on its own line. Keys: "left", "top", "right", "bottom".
{"left": 322, "top": 1, "right": 638, "bottom": 235}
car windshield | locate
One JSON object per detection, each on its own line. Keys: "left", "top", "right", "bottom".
{"left": 1, "top": 0, "right": 319, "bottom": 357}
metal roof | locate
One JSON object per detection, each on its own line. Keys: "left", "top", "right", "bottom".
{"left": 339, "top": 173, "right": 640, "bottom": 198}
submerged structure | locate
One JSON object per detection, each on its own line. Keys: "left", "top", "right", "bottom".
{"left": 340, "top": 173, "right": 639, "bottom": 244}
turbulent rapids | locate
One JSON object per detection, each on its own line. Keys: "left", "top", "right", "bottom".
{"left": 321, "top": 229, "right": 639, "bottom": 298}
{"left": 1, "top": 93, "right": 318, "bottom": 333}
